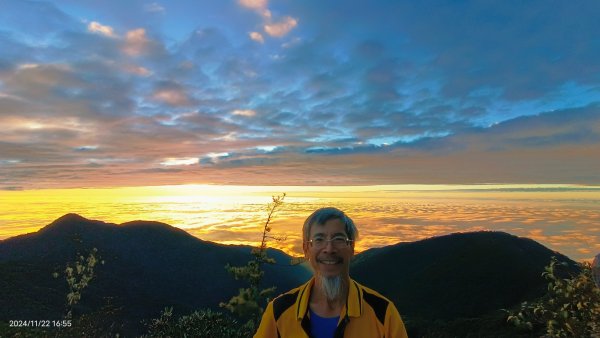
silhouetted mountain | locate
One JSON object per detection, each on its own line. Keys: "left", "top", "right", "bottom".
{"left": 351, "top": 231, "right": 577, "bottom": 337}
{"left": 0, "top": 214, "right": 311, "bottom": 335}
{"left": 0, "top": 215, "right": 579, "bottom": 337}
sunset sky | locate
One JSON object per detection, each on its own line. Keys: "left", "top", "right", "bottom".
{"left": 1, "top": 0, "right": 599, "bottom": 189}
{"left": 1, "top": 1, "right": 600, "bottom": 261}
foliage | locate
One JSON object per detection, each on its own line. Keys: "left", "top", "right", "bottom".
{"left": 507, "top": 257, "right": 600, "bottom": 337}
{"left": 143, "top": 307, "right": 253, "bottom": 338}
{"left": 142, "top": 194, "right": 287, "bottom": 337}
{"left": 40, "top": 299, "right": 123, "bottom": 338}
{"left": 220, "top": 193, "right": 286, "bottom": 327}
{"left": 0, "top": 248, "right": 112, "bottom": 337}
{"left": 53, "top": 247, "right": 103, "bottom": 319}
{"left": 404, "top": 312, "right": 532, "bottom": 338}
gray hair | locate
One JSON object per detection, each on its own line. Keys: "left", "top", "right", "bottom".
{"left": 302, "top": 207, "right": 359, "bottom": 241}
{"left": 319, "top": 275, "right": 343, "bottom": 301}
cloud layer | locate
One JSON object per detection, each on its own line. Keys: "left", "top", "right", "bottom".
{"left": 0, "top": 0, "right": 599, "bottom": 189}
{"left": 2, "top": 187, "right": 598, "bottom": 261}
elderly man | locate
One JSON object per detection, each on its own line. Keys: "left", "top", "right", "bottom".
{"left": 254, "top": 207, "right": 408, "bottom": 338}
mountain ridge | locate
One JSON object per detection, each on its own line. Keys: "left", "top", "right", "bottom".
{"left": 0, "top": 214, "right": 311, "bottom": 335}
{"left": 0, "top": 214, "right": 579, "bottom": 336}
{"left": 351, "top": 230, "right": 576, "bottom": 321}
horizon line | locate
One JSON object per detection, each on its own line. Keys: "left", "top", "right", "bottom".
{"left": 3, "top": 183, "right": 600, "bottom": 193}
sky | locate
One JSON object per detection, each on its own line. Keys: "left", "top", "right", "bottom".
{"left": 1, "top": 0, "right": 600, "bottom": 189}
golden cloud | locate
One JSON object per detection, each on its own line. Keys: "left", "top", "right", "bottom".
{"left": 87, "top": 21, "right": 116, "bottom": 37}
{"left": 264, "top": 17, "right": 298, "bottom": 37}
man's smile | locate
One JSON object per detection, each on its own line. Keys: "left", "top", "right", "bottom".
{"left": 317, "top": 257, "right": 343, "bottom": 265}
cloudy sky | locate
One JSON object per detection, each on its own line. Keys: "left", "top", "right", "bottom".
{"left": 1, "top": 0, "right": 599, "bottom": 190}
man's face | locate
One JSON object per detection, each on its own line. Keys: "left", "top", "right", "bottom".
{"left": 303, "top": 218, "right": 355, "bottom": 279}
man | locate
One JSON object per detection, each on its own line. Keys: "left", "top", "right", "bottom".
{"left": 254, "top": 207, "right": 408, "bottom": 338}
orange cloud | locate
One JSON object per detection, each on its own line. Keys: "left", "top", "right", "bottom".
{"left": 123, "top": 28, "right": 150, "bottom": 56}
{"left": 232, "top": 109, "right": 257, "bottom": 117}
{"left": 124, "top": 65, "right": 152, "bottom": 76}
{"left": 87, "top": 21, "right": 116, "bottom": 37}
{"left": 238, "top": 0, "right": 297, "bottom": 39}
{"left": 264, "top": 17, "right": 298, "bottom": 37}
{"left": 249, "top": 31, "right": 265, "bottom": 43}
{"left": 152, "top": 88, "right": 192, "bottom": 106}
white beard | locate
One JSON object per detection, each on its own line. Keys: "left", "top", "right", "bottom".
{"left": 319, "top": 275, "right": 342, "bottom": 301}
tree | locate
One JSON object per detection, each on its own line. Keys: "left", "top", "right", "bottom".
{"left": 507, "top": 257, "right": 600, "bottom": 337}
{"left": 143, "top": 193, "right": 288, "bottom": 337}
{"left": 220, "top": 193, "right": 286, "bottom": 330}
{"left": 53, "top": 247, "right": 102, "bottom": 319}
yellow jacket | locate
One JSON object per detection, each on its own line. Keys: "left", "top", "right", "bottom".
{"left": 254, "top": 277, "right": 408, "bottom": 338}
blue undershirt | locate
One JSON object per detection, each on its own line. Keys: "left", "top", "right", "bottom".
{"left": 309, "top": 308, "right": 340, "bottom": 338}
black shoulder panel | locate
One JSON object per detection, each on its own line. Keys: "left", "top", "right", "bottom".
{"left": 273, "top": 291, "right": 299, "bottom": 321}
{"left": 362, "top": 290, "right": 389, "bottom": 325}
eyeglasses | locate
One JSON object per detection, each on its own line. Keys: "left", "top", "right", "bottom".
{"left": 307, "top": 236, "right": 353, "bottom": 249}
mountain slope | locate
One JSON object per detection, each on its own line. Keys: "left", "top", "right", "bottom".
{"left": 351, "top": 231, "right": 576, "bottom": 322}
{"left": 0, "top": 214, "right": 311, "bottom": 334}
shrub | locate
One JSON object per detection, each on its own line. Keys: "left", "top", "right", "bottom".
{"left": 507, "top": 257, "right": 600, "bottom": 337}
{"left": 143, "top": 307, "right": 253, "bottom": 338}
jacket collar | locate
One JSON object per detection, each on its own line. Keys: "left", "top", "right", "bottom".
{"left": 296, "top": 277, "right": 363, "bottom": 320}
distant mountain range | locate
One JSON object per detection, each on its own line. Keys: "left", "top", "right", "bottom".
{"left": 0, "top": 214, "right": 577, "bottom": 337}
